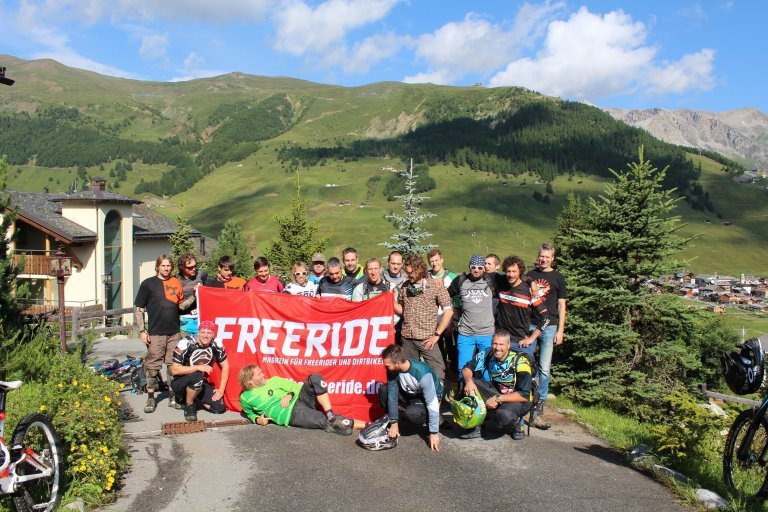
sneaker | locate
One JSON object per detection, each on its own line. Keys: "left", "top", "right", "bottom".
{"left": 326, "top": 415, "right": 353, "bottom": 435}
{"left": 143, "top": 397, "right": 156, "bottom": 414}
{"left": 512, "top": 424, "right": 526, "bottom": 441}
{"left": 531, "top": 415, "right": 551, "bottom": 430}
{"left": 459, "top": 426, "right": 481, "bottom": 440}
{"left": 183, "top": 403, "right": 197, "bottom": 422}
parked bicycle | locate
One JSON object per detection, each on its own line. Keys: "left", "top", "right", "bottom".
{"left": 0, "top": 380, "right": 63, "bottom": 512}
{"left": 718, "top": 338, "right": 768, "bottom": 500}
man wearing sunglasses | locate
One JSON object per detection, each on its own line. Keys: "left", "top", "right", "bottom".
{"left": 177, "top": 253, "right": 208, "bottom": 338}
{"left": 447, "top": 255, "right": 502, "bottom": 378}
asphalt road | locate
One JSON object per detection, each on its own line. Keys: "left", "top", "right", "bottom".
{"left": 94, "top": 338, "right": 689, "bottom": 512}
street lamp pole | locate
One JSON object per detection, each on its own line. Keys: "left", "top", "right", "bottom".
{"left": 48, "top": 245, "right": 72, "bottom": 355}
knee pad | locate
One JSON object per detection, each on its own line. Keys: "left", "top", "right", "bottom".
{"left": 496, "top": 409, "right": 516, "bottom": 429}
{"left": 146, "top": 369, "right": 160, "bottom": 390}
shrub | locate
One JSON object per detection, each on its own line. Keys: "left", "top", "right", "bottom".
{"left": 647, "top": 390, "right": 726, "bottom": 461}
{"left": 0, "top": 333, "right": 127, "bottom": 509}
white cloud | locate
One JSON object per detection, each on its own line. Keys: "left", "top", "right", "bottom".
{"left": 343, "top": 33, "right": 413, "bottom": 74}
{"left": 139, "top": 33, "right": 169, "bottom": 61}
{"left": 273, "top": 0, "right": 400, "bottom": 55}
{"left": 488, "top": 7, "right": 716, "bottom": 100}
{"left": 404, "top": 2, "right": 565, "bottom": 85}
{"left": 30, "top": 49, "right": 139, "bottom": 79}
{"left": 17, "top": 0, "right": 275, "bottom": 24}
{"left": 169, "top": 52, "right": 228, "bottom": 81}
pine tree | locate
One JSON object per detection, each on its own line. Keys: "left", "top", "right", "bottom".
{"left": 554, "top": 148, "right": 728, "bottom": 411}
{"left": 169, "top": 205, "right": 195, "bottom": 261}
{"left": 204, "top": 218, "right": 254, "bottom": 280}
{"left": 381, "top": 159, "right": 437, "bottom": 255}
{"left": 0, "top": 156, "right": 28, "bottom": 336}
{"left": 264, "top": 185, "right": 328, "bottom": 279}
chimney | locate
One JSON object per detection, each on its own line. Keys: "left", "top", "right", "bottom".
{"left": 90, "top": 177, "right": 106, "bottom": 192}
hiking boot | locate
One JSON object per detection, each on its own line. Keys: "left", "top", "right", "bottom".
{"left": 143, "top": 396, "right": 156, "bottom": 414}
{"left": 531, "top": 415, "right": 551, "bottom": 430}
{"left": 168, "top": 395, "right": 182, "bottom": 409}
{"left": 511, "top": 423, "right": 526, "bottom": 441}
{"left": 183, "top": 403, "right": 198, "bottom": 422}
{"left": 459, "top": 426, "right": 481, "bottom": 440}
{"left": 326, "top": 415, "right": 353, "bottom": 435}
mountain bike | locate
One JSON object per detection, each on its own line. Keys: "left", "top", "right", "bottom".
{"left": 720, "top": 339, "right": 768, "bottom": 500}
{"left": 0, "top": 380, "right": 63, "bottom": 512}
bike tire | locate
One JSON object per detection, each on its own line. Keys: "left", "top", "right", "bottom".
{"left": 11, "top": 413, "right": 64, "bottom": 512}
{"left": 723, "top": 409, "right": 768, "bottom": 500}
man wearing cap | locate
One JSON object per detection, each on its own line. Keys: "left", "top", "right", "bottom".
{"left": 170, "top": 320, "right": 230, "bottom": 422}
{"left": 309, "top": 252, "right": 326, "bottom": 285}
{"left": 448, "top": 255, "right": 501, "bottom": 377}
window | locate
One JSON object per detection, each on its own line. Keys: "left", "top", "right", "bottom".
{"left": 104, "top": 211, "right": 122, "bottom": 309}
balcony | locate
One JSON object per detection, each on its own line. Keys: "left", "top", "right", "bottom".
{"left": 11, "top": 250, "right": 54, "bottom": 276}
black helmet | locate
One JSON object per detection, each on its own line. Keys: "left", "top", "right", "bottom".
{"left": 718, "top": 338, "right": 765, "bottom": 395}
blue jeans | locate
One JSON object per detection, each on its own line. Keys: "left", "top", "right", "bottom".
{"left": 511, "top": 339, "right": 537, "bottom": 359}
{"left": 532, "top": 324, "right": 557, "bottom": 400}
{"left": 457, "top": 333, "right": 493, "bottom": 379}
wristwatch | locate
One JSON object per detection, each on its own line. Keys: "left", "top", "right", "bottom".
{"left": 495, "top": 395, "right": 504, "bottom": 404}
{"left": 433, "top": 331, "right": 441, "bottom": 337}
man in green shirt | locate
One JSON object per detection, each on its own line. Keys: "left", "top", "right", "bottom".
{"left": 238, "top": 365, "right": 365, "bottom": 434}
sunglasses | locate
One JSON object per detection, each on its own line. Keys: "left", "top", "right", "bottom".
{"left": 470, "top": 265, "right": 484, "bottom": 270}
{"left": 185, "top": 265, "right": 197, "bottom": 270}
{"left": 294, "top": 271, "right": 308, "bottom": 276}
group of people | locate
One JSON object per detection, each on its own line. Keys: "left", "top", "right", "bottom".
{"left": 133, "top": 243, "right": 567, "bottom": 449}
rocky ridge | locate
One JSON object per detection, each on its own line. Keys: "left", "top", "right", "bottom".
{"left": 606, "top": 107, "right": 768, "bottom": 170}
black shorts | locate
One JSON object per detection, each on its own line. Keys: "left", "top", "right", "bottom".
{"left": 288, "top": 373, "right": 329, "bottom": 430}
{"left": 171, "top": 371, "right": 225, "bottom": 414}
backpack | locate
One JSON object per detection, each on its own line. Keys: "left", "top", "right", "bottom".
{"left": 483, "top": 349, "right": 540, "bottom": 404}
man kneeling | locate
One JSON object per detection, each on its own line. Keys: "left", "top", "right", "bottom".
{"left": 238, "top": 365, "right": 364, "bottom": 435}
{"left": 460, "top": 329, "right": 533, "bottom": 440}
{"left": 170, "top": 320, "right": 229, "bottom": 422}
{"left": 378, "top": 344, "right": 443, "bottom": 451}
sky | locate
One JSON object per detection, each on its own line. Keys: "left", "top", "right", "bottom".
{"left": 0, "top": 0, "right": 764, "bottom": 112}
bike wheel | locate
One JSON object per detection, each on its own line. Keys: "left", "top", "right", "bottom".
{"left": 11, "top": 413, "right": 63, "bottom": 512}
{"left": 723, "top": 409, "right": 768, "bottom": 499}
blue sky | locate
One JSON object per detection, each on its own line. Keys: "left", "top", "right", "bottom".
{"left": 1, "top": 0, "right": 763, "bottom": 112}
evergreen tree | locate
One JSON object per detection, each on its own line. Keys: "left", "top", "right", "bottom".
{"left": 555, "top": 148, "right": 730, "bottom": 412}
{"left": 264, "top": 185, "right": 328, "bottom": 279}
{"left": 381, "top": 159, "right": 437, "bottom": 254}
{"left": 0, "top": 156, "right": 28, "bottom": 337}
{"left": 204, "top": 218, "right": 254, "bottom": 280}
{"left": 169, "top": 205, "right": 196, "bottom": 261}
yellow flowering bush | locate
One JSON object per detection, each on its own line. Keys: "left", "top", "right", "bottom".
{"left": 1, "top": 334, "right": 128, "bottom": 510}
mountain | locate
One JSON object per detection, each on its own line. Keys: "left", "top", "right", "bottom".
{"left": 606, "top": 107, "right": 768, "bottom": 170}
{"left": 1, "top": 55, "right": 767, "bottom": 275}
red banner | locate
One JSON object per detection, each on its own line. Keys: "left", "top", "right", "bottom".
{"left": 198, "top": 287, "right": 392, "bottom": 421}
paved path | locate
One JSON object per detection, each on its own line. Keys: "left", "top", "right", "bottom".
{"left": 94, "top": 338, "right": 689, "bottom": 512}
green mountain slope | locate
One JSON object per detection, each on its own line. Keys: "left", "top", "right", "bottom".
{"left": 0, "top": 55, "right": 764, "bottom": 275}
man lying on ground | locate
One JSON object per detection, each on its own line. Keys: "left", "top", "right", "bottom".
{"left": 238, "top": 365, "right": 365, "bottom": 435}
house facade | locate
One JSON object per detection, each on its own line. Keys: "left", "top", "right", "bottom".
{"left": 6, "top": 179, "right": 202, "bottom": 313}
